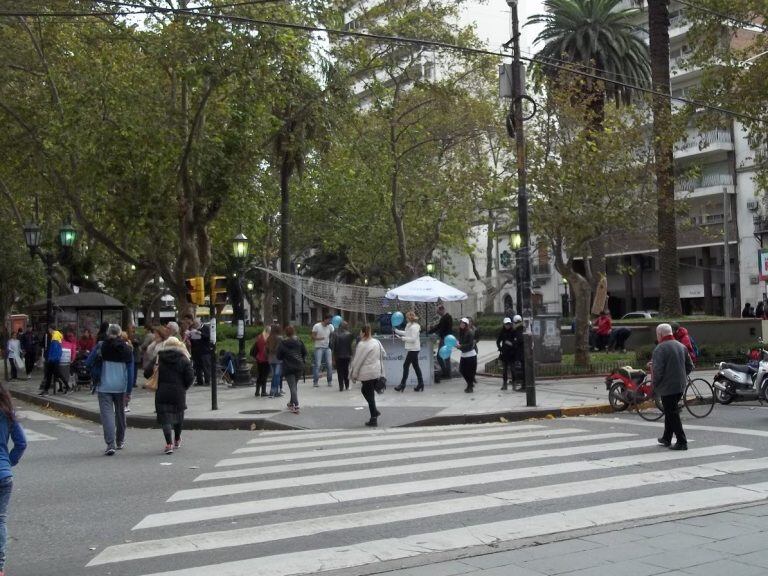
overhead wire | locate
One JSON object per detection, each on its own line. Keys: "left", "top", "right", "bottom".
{"left": 674, "top": 0, "right": 768, "bottom": 35}
{"left": 0, "top": 1, "right": 764, "bottom": 123}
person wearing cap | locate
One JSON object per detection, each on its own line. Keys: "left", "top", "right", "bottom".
{"left": 428, "top": 305, "right": 454, "bottom": 379}
{"left": 497, "top": 316, "right": 524, "bottom": 391}
{"left": 457, "top": 317, "right": 477, "bottom": 393}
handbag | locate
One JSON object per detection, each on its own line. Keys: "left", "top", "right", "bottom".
{"left": 144, "top": 361, "right": 159, "bottom": 391}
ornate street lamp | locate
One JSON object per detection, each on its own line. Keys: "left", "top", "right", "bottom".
{"left": 231, "top": 231, "right": 250, "bottom": 386}
{"left": 23, "top": 216, "right": 77, "bottom": 396}
{"left": 426, "top": 262, "right": 436, "bottom": 276}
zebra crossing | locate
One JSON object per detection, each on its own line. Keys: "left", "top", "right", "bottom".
{"left": 87, "top": 420, "right": 768, "bottom": 576}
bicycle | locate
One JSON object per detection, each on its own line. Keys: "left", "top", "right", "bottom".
{"left": 607, "top": 366, "right": 715, "bottom": 420}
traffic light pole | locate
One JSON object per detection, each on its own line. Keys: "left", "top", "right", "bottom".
{"left": 210, "top": 299, "right": 218, "bottom": 411}
{"left": 508, "top": 0, "right": 536, "bottom": 406}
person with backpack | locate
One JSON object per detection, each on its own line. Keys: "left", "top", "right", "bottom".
{"left": 670, "top": 322, "right": 697, "bottom": 364}
{"left": 95, "top": 325, "right": 134, "bottom": 456}
{"left": 0, "top": 383, "right": 26, "bottom": 576}
{"left": 276, "top": 325, "right": 307, "bottom": 413}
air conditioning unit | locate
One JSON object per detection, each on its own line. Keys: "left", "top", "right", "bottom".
{"left": 747, "top": 199, "right": 759, "bottom": 211}
{"left": 750, "top": 275, "right": 759, "bottom": 285}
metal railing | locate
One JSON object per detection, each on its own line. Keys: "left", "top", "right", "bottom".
{"left": 676, "top": 130, "right": 732, "bottom": 153}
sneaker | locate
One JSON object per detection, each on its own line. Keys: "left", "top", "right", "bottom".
{"left": 164, "top": 444, "right": 174, "bottom": 455}
{"left": 38, "top": 390, "right": 48, "bottom": 396}
{"left": 327, "top": 382, "right": 332, "bottom": 387}
{"left": 105, "top": 447, "right": 116, "bottom": 456}
{"left": 291, "top": 405, "right": 300, "bottom": 414}
{"left": 117, "top": 442, "right": 125, "bottom": 450}
{"left": 670, "top": 442, "right": 688, "bottom": 451}
{"left": 657, "top": 437, "right": 671, "bottom": 447}
{"left": 313, "top": 384, "right": 319, "bottom": 388}
{"left": 124, "top": 406, "right": 131, "bottom": 413}
{"left": 173, "top": 438, "right": 182, "bottom": 450}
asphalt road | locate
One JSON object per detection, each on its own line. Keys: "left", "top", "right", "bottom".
{"left": 9, "top": 399, "right": 768, "bottom": 576}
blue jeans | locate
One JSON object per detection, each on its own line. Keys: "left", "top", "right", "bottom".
{"left": 98, "top": 392, "right": 125, "bottom": 449}
{"left": 269, "top": 362, "right": 282, "bottom": 396}
{"left": 0, "top": 476, "right": 13, "bottom": 570}
{"left": 313, "top": 347, "right": 332, "bottom": 385}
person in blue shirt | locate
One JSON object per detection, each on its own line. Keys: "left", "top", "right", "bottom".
{"left": 0, "top": 383, "right": 26, "bottom": 576}
{"left": 96, "top": 325, "right": 133, "bottom": 456}
{"left": 38, "top": 328, "right": 63, "bottom": 396}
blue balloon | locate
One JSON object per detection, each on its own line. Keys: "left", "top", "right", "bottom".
{"left": 444, "top": 334, "right": 458, "bottom": 348}
{"left": 331, "top": 315, "right": 342, "bottom": 329}
{"left": 391, "top": 311, "right": 404, "bottom": 328}
{"left": 438, "top": 345, "right": 452, "bottom": 360}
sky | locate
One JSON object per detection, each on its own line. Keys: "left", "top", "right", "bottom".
{"left": 459, "top": 0, "right": 546, "bottom": 56}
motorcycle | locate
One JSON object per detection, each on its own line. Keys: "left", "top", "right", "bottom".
{"left": 713, "top": 340, "right": 768, "bottom": 404}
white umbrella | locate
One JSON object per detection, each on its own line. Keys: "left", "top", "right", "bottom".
{"left": 385, "top": 276, "right": 467, "bottom": 302}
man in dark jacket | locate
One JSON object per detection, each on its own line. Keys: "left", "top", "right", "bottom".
{"left": 497, "top": 315, "right": 524, "bottom": 391}
{"left": 652, "top": 323, "right": 694, "bottom": 451}
{"left": 187, "top": 318, "right": 212, "bottom": 387}
{"left": 19, "top": 327, "right": 38, "bottom": 380}
{"left": 428, "top": 305, "right": 453, "bottom": 379}
{"left": 332, "top": 322, "right": 354, "bottom": 391}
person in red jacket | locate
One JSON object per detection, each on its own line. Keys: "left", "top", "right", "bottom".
{"left": 595, "top": 310, "right": 612, "bottom": 351}
{"left": 671, "top": 322, "right": 696, "bottom": 363}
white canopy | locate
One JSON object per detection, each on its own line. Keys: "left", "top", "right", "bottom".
{"left": 385, "top": 276, "right": 468, "bottom": 303}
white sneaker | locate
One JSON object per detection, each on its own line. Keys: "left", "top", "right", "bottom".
{"left": 124, "top": 407, "right": 131, "bottom": 413}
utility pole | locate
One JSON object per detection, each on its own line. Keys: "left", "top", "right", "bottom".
{"left": 505, "top": 0, "right": 536, "bottom": 406}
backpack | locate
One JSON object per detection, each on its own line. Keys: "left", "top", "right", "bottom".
{"left": 689, "top": 335, "right": 700, "bottom": 359}
{"left": 85, "top": 342, "right": 103, "bottom": 387}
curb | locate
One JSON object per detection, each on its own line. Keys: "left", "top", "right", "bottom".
{"left": 10, "top": 388, "right": 616, "bottom": 430}
{"left": 9, "top": 389, "right": 302, "bottom": 431}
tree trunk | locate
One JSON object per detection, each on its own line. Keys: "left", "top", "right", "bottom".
{"left": 568, "top": 272, "right": 592, "bottom": 367}
{"left": 279, "top": 153, "right": 293, "bottom": 327}
{"left": 648, "top": 0, "right": 682, "bottom": 316}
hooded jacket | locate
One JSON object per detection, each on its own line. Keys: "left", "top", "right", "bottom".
{"left": 97, "top": 337, "right": 133, "bottom": 394}
{"left": 277, "top": 337, "right": 308, "bottom": 376}
{"left": 673, "top": 327, "right": 696, "bottom": 362}
{"left": 46, "top": 331, "right": 63, "bottom": 363}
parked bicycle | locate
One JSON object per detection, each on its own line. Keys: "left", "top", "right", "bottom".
{"left": 605, "top": 365, "right": 715, "bottom": 420}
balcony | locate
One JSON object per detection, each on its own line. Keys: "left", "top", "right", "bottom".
{"left": 606, "top": 222, "right": 737, "bottom": 256}
{"left": 532, "top": 263, "right": 551, "bottom": 277}
{"left": 675, "top": 173, "right": 734, "bottom": 199}
{"left": 669, "top": 14, "right": 691, "bottom": 37}
{"left": 674, "top": 130, "right": 734, "bottom": 160}
{"left": 754, "top": 216, "right": 768, "bottom": 236}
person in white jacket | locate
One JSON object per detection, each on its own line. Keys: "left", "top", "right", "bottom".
{"left": 350, "top": 325, "right": 384, "bottom": 427}
{"left": 393, "top": 311, "right": 424, "bottom": 392}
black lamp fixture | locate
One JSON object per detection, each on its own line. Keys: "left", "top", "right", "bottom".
{"left": 426, "top": 262, "right": 436, "bottom": 276}
{"left": 232, "top": 231, "right": 250, "bottom": 260}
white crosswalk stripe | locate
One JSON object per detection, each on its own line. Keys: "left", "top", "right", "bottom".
{"left": 23, "top": 428, "right": 56, "bottom": 442}
{"left": 86, "top": 421, "right": 768, "bottom": 576}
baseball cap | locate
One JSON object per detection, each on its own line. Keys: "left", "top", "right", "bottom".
{"left": 460, "top": 317, "right": 470, "bottom": 325}
{"left": 503, "top": 317, "right": 512, "bottom": 324}
{"left": 513, "top": 315, "right": 523, "bottom": 323}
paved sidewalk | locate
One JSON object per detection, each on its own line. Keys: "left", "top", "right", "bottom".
{"left": 7, "top": 368, "right": 719, "bottom": 430}
{"left": 372, "top": 502, "right": 768, "bottom": 576}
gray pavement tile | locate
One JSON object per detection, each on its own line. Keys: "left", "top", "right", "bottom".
{"left": 466, "top": 565, "right": 548, "bottom": 576}
{"left": 708, "top": 532, "right": 768, "bottom": 555}
{"left": 561, "top": 560, "right": 666, "bottom": 576}
{"left": 521, "top": 538, "right": 604, "bottom": 560}
{"left": 642, "top": 532, "right": 715, "bottom": 550}
{"left": 733, "top": 550, "right": 768, "bottom": 569}
{"left": 622, "top": 523, "right": 682, "bottom": 538}
{"left": 390, "top": 560, "right": 476, "bottom": 576}
{"left": 459, "top": 549, "right": 537, "bottom": 569}
{"left": 730, "top": 505, "right": 768, "bottom": 517}
{"left": 639, "top": 547, "right": 726, "bottom": 570}
{"left": 674, "top": 521, "right": 754, "bottom": 541}
{"left": 582, "top": 529, "right": 648, "bottom": 546}
{"left": 520, "top": 549, "right": 608, "bottom": 575}
{"left": 679, "top": 559, "right": 767, "bottom": 576}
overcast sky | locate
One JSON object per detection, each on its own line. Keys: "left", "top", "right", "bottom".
{"left": 459, "top": 1, "right": 546, "bottom": 55}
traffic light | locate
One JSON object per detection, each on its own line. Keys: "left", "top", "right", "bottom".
{"left": 210, "top": 275, "right": 228, "bottom": 306}
{"left": 185, "top": 276, "right": 205, "bottom": 305}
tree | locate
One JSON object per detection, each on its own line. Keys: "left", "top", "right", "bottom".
{"left": 529, "top": 0, "right": 651, "bottom": 289}
{"left": 647, "top": 0, "right": 682, "bottom": 316}
{"left": 528, "top": 80, "right": 655, "bottom": 365}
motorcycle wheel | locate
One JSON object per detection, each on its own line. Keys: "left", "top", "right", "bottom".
{"left": 608, "top": 382, "right": 629, "bottom": 412}
{"left": 714, "top": 386, "right": 735, "bottom": 405}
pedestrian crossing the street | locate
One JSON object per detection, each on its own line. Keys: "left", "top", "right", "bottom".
{"left": 87, "top": 420, "right": 768, "bottom": 576}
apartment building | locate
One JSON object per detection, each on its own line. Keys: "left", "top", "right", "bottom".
{"left": 600, "top": 0, "right": 764, "bottom": 317}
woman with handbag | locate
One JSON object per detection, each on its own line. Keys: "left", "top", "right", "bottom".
{"left": 350, "top": 325, "right": 385, "bottom": 427}
{"left": 144, "top": 336, "right": 194, "bottom": 455}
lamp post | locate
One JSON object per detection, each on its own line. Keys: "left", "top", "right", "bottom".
{"left": 296, "top": 262, "right": 304, "bottom": 326}
{"left": 510, "top": 231, "right": 523, "bottom": 316}
{"left": 231, "top": 231, "right": 251, "bottom": 386}
{"left": 426, "top": 262, "right": 436, "bottom": 276}
{"left": 23, "top": 216, "right": 77, "bottom": 394}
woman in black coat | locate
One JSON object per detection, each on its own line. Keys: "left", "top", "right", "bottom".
{"left": 144, "top": 336, "right": 194, "bottom": 455}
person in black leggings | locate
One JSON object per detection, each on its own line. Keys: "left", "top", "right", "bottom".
{"left": 351, "top": 325, "right": 383, "bottom": 427}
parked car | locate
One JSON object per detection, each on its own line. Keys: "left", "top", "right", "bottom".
{"left": 621, "top": 311, "right": 659, "bottom": 320}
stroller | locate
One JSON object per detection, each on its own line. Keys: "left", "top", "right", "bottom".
{"left": 218, "top": 351, "right": 235, "bottom": 386}
{"left": 72, "top": 350, "right": 92, "bottom": 392}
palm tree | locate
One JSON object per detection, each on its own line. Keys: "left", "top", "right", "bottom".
{"left": 529, "top": 0, "right": 651, "bottom": 130}
{"left": 647, "top": 0, "right": 682, "bottom": 316}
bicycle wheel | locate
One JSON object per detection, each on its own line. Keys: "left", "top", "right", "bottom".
{"left": 635, "top": 388, "right": 664, "bottom": 421}
{"left": 608, "top": 382, "right": 629, "bottom": 412}
{"left": 684, "top": 378, "right": 715, "bottom": 418}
